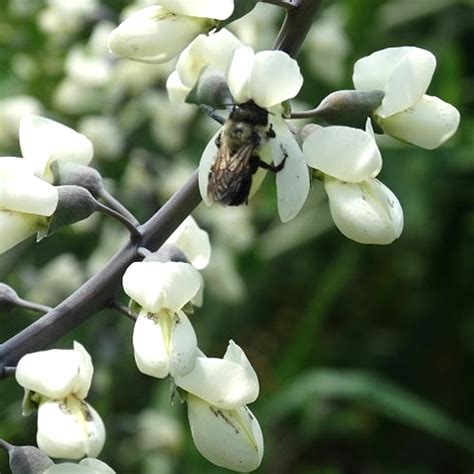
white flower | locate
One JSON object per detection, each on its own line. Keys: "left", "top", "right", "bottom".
{"left": 122, "top": 261, "right": 202, "bottom": 378}
{"left": 19, "top": 115, "right": 94, "bottom": 181}
{"left": 44, "top": 458, "right": 115, "bottom": 474}
{"left": 16, "top": 341, "right": 93, "bottom": 400}
{"left": 353, "top": 46, "right": 460, "bottom": 149}
{"left": 165, "top": 216, "right": 211, "bottom": 270}
{"left": 187, "top": 395, "right": 264, "bottom": 472}
{"left": 37, "top": 397, "right": 105, "bottom": 460}
{"left": 303, "top": 121, "right": 403, "bottom": 244}
{"left": 199, "top": 47, "right": 310, "bottom": 222}
{"left": 108, "top": 1, "right": 234, "bottom": 64}
{"left": 0, "top": 156, "right": 58, "bottom": 254}
{"left": 175, "top": 341, "right": 263, "bottom": 471}
{"left": 15, "top": 342, "right": 105, "bottom": 460}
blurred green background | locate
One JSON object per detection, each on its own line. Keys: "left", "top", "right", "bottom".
{"left": 1, "top": 0, "right": 473, "bottom": 472}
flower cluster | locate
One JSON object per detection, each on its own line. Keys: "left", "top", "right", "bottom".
{"left": 122, "top": 217, "right": 263, "bottom": 471}
{"left": 15, "top": 342, "right": 105, "bottom": 460}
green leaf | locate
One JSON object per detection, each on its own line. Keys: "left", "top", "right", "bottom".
{"left": 267, "top": 369, "right": 474, "bottom": 453}
{"left": 216, "top": 0, "right": 259, "bottom": 30}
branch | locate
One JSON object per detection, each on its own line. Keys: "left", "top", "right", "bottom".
{"left": 0, "top": 0, "right": 322, "bottom": 377}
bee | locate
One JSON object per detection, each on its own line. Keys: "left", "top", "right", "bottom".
{"left": 208, "top": 100, "right": 286, "bottom": 206}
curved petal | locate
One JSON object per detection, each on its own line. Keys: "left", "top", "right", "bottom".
{"left": 353, "top": 47, "right": 436, "bottom": 118}
{"left": 324, "top": 177, "right": 404, "bottom": 244}
{"left": 176, "top": 29, "right": 242, "bottom": 89}
{"left": 187, "top": 396, "right": 264, "bottom": 472}
{"left": 174, "top": 354, "right": 259, "bottom": 410}
{"left": 169, "top": 310, "right": 198, "bottom": 377}
{"left": 261, "top": 118, "right": 309, "bottom": 222}
{"left": 108, "top": 6, "right": 212, "bottom": 64}
{"left": 227, "top": 47, "right": 255, "bottom": 105}
{"left": 37, "top": 397, "right": 105, "bottom": 460}
{"left": 0, "top": 211, "right": 40, "bottom": 254}
{"left": 157, "top": 0, "right": 234, "bottom": 20}
{"left": 72, "top": 342, "right": 93, "bottom": 400}
{"left": 378, "top": 94, "right": 460, "bottom": 150}
{"left": 20, "top": 115, "right": 93, "bottom": 179}
{"left": 44, "top": 459, "right": 115, "bottom": 474}
{"left": 132, "top": 312, "right": 170, "bottom": 379}
{"left": 16, "top": 349, "right": 83, "bottom": 400}
{"left": 198, "top": 130, "right": 221, "bottom": 205}
{"left": 303, "top": 125, "right": 382, "bottom": 182}
{"left": 250, "top": 51, "right": 303, "bottom": 109}
{"left": 122, "top": 261, "right": 202, "bottom": 313}
{"left": 165, "top": 216, "right": 211, "bottom": 269}
{"left": 166, "top": 71, "right": 191, "bottom": 105}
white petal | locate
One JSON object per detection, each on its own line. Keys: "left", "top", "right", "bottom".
{"left": 187, "top": 395, "right": 263, "bottom": 472}
{"left": 37, "top": 397, "right": 105, "bottom": 460}
{"left": 45, "top": 459, "right": 116, "bottom": 474}
{"left": 198, "top": 130, "right": 221, "bottom": 205}
{"left": 122, "top": 261, "right": 201, "bottom": 313}
{"left": 262, "top": 117, "right": 309, "bottom": 222}
{"left": 166, "top": 71, "right": 191, "bottom": 105}
{"left": 72, "top": 342, "right": 93, "bottom": 400}
{"left": 324, "top": 177, "right": 404, "bottom": 244}
{"left": 165, "top": 216, "right": 211, "bottom": 269}
{"left": 133, "top": 313, "right": 170, "bottom": 379}
{"left": 157, "top": 0, "right": 234, "bottom": 20}
{"left": 108, "top": 6, "right": 211, "bottom": 64}
{"left": 176, "top": 29, "right": 242, "bottom": 89}
{"left": 378, "top": 94, "right": 460, "bottom": 150}
{"left": 227, "top": 46, "right": 255, "bottom": 105}
{"left": 16, "top": 349, "right": 83, "bottom": 399}
{"left": 174, "top": 355, "right": 259, "bottom": 410}
{"left": 20, "top": 115, "right": 93, "bottom": 179}
{"left": 0, "top": 211, "right": 41, "bottom": 254}
{"left": 250, "top": 51, "right": 303, "bottom": 109}
{"left": 169, "top": 310, "right": 198, "bottom": 377}
{"left": 303, "top": 125, "right": 382, "bottom": 182}
{"left": 79, "top": 458, "right": 116, "bottom": 473}
{"left": 353, "top": 47, "right": 436, "bottom": 118}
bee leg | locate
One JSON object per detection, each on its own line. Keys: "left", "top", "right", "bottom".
{"left": 266, "top": 124, "right": 276, "bottom": 139}
{"left": 258, "top": 154, "right": 287, "bottom": 173}
{"left": 215, "top": 133, "right": 222, "bottom": 147}
{"left": 200, "top": 105, "right": 226, "bottom": 125}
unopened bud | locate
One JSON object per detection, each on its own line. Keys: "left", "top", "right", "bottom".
{"left": 186, "top": 68, "right": 232, "bottom": 108}
{"left": 51, "top": 162, "right": 105, "bottom": 197}
{"left": 0, "top": 283, "right": 20, "bottom": 311}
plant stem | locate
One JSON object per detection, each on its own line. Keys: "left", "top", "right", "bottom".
{"left": 260, "top": 0, "right": 298, "bottom": 12}
{"left": 95, "top": 201, "right": 142, "bottom": 240}
{"left": 108, "top": 300, "right": 136, "bottom": 321}
{"left": 98, "top": 187, "right": 139, "bottom": 225}
{"left": 15, "top": 299, "right": 52, "bottom": 315}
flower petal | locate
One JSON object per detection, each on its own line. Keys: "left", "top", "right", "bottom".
{"left": 174, "top": 348, "right": 259, "bottom": 410}
{"left": 20, "top": 115, "right": 93, "bottom": 179}
{"left": 165, "top": 216, "right": 211, "bottom": 269}
{"left": 108, "top": 6, "right": 212, "bottom": 64}
{"left": 133, "top": 312, "right": 170, "bottom": 379}
{"left": 303, "top": 125, "right": 382, "bottom": 182}
{"left": 166, "top": 71, "right": 191, "bottom": 105}
{"left": 16, "top": 348, "right": 83, "bottom": 400}
{"left": 176, "top": 29, "right": 242, "bottom": 89}
{"left": 324, "top": 177, "right": 404, "bottom": 244}
{"left": 37, "top": 397, "right": 105, "bottom": 460}
{"left": 122, "top": 261, "right": 202, "bottom": 313}
{"left": 198, "top": 130, "right": 221, "bottom": 205}
{"left": 227, "top": 46, "right": 255, "bottom": 105}
{"left": 378, "top": 94, "right": 460, "bottom": 150}
{"left": 0, "top": 211, "right": 41, "bottom": 254}
{"left": 353, "top": 47, "right": 436, "bottom": 118}
{"left": 72, "top": 341, "right": 93, "bottom": 400}
{"left": 187, "top": 395, "right": 263, "bottom": 472}
{"left": 157, "top": 0, "right": 234, "bottom": 20}
{"left": 249, "top": 51, "right": 303, "bottom": 109}
{"left": 169, "top": 310, "right": 198, "bottom": 377}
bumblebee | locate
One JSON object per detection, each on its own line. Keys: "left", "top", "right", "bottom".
{"left": 208, "top": 100, "right": 286, "bottom": 206}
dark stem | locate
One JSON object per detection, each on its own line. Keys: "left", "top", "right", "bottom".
{"left": 290, "top": 108, "right": 323, "bottom": 119}
{"left": 15, "top": 299, "right": 52, "bottom": 315}
{"left": 0, "top": 0, "right": 321, "bottom": 378}
{"left": 95, "top": 201, "right": 142, "bottom": 240}
{"left": 108, "top": 300, "right": 137, "bottom": 321}
{"left": 261, "top": 0, "right": 298, "bottom": 11}
{"left": 98, "top": 187, "right": 139, "bottom": 226}
{"left": 137, "top": 247, "right": 152, "bottom": 258}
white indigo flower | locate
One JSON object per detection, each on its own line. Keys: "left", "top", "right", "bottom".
{"left": 175, "top": 341, "right": 263, "bottom": 472}
{"left": 108, "top": 1, "right": 234, "bottom": 64}
{"left": 0, "top": 157, "right": 58, "bottom": 254}
{"left": 122, "top": 261, "right": 201, "bottom": 378}
{"left": 303, "top": 121, "right": 403, "bottom": 244}
{"left": 199, "top": 47, "right": 310, "bottom": 222}
{"left": 353, "top": 46, "right": 460, "bottom": 149}
{"left": 15, "top": 342, "right": 105, "bottom": 460}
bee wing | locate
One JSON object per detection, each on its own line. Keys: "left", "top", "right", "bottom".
{"left": 208, "top": 141, "right": 257, "bottom": 205}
